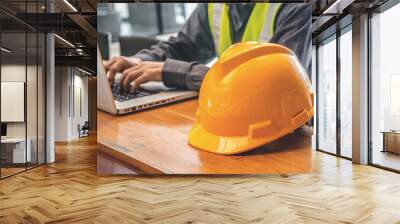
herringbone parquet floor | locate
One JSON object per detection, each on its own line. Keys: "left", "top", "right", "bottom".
{"left": 1, "top": 135, "right": 400, "bottom": 224}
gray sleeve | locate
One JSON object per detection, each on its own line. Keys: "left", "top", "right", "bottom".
{"left": 162, "top": 59, "right": 209, "bottom": 91}
{"left": 270, "top": 3, "right": 312, "bottom": 74}
{"left": 134, "top": 4, "right": 215, "bottom": 91}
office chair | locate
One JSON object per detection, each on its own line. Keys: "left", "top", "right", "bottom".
{"left": 118, "top": 36, "right": 160, "bottom": 57}
{"left": 78, "top": 121, "right": 90, "bottom": 138}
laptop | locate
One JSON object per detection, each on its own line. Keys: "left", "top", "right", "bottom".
{"left": 97, "top": 47, "right": 198, "bottom": 115}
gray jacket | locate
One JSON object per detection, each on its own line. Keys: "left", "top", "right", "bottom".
{"left": 135, "top": 3, "right": 312, "bottom": 91}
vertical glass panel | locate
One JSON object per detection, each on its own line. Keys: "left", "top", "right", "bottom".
{"left": 38, "top": 33, "right": 46, "bottom": 165}
{"left": 317, "top": 37, "right": 337, "bottom": 154}
{"left": 311, "top": 45, "right": 317, "bottom": 150}
{"left": 1, "top": 31, "right": 27, "bottom": 177}
{"left": 371, "top": 4, "right": 400, "bottom": 171}
{"left": 27, "top": 31, "right": 38, "bottom": 169}
{"left": 340, "top": 29, "right": 352, "bottom": 158}
{"left": 26, "top": 0, "right": 39, "bottom": 169}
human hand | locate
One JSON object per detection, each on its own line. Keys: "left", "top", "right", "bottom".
{"left": 104, "top": 56, "right": 142, "bottom": 83}
{"left": 120, "top": 61, "right": 164, "bottom": 93}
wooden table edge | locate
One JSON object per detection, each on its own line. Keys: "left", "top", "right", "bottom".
{"left": 97, "top": 141, "right": 164, "bottom": 174}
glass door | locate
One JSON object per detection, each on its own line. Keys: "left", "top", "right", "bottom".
{"left": 317, "top": 36, "right": 337, "bottom": 154}
{"left": 370, "top": 3, "right": 400, "bottom": 171}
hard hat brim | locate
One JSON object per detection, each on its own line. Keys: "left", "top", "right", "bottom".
{"left": 188, "top": 122, "right": 275, "bottom": 155}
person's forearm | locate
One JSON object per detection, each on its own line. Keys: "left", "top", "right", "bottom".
{"left": 162, "top": 59, "right": 209, "bottom": 91}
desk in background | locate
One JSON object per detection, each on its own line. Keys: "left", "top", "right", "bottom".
{"left": 1, "top": 138, "right": 31, "bottom": 165}
{"left": 382, "top": 131, "right": 400, "bottom": 154}
{"left": 97, "top": 100, "right": 311, "bottom": 175}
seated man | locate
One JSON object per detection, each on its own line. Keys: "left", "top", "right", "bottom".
{"left": 105, "top": 3, "right": 311, "bottom": 92}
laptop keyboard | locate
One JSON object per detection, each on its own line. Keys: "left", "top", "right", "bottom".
{"left": 111, "top": 83, "right": 153, "bottom": 102}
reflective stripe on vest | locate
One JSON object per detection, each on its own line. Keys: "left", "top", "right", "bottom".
{"left": 208, "top": 3, "right": 282, "bottom": 56}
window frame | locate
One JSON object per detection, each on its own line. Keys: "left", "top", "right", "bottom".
{"left": 315, "top": 0, "right": 400, "bottom": 173}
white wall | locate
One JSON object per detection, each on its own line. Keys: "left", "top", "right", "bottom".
{"left": 72, "top": 74, "right": 89, "bottom": 138}
{"left": 1, "top": 65, "right": 25, "bottom": 138}
{"left": 54, "top": 67, "right": 70, "bottom": 141}
{"left": 54, "top": 67, "right": 89, "bottom": 141}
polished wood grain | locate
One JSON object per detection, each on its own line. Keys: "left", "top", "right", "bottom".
{"left": 97, "top": 100, "right": 311, "bottom": 174}
{"left": 0, "top": 167, "right": 25, "bottom": 178}
{"left": 97, "top": 150, "right": 138, "bottom": 175}
{"left": 1, "top": 135, "right": 400, "bottom": 223}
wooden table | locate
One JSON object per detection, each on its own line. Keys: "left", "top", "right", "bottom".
{"left": 97, "top": 100, "right": 311, "bottom": 174}
{"left": 381, "top": 131, "right": 400, "bottom": 154}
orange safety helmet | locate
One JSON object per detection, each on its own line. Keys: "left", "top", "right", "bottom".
{"left": 188, "top": 42, "right": 314, "bottom": 155}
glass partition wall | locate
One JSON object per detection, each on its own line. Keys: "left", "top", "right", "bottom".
{"left": 370, "top": 3, "right": 400, "bottom": 172}
{"left": 0, "top": 31, "right": 27, "bottom": 177}
{"left": 315, "top": 1, "right": 400, "bottom": 171}
{"left": 316, "top": 26, "right": 353, "bottom": 159}
{"left": 0, "top": 2, "right": 46, "bottom": 179}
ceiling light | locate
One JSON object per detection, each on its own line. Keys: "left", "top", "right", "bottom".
{"left": 63, "top": 0, "right": 78, "bottom": 12}
{"left": 78, "top": 67, "right": 93, "bottom": 76}
{"left": 1, "top": 47, "right": 11, "bottom": 53}
{"left": 76, "top": 48, "right": 87, "bottom": 55}
{"left": 54, "top": 34, "right": 75, "bottom": 48}
{"left": 322, "top": 0, "right": 355, "bottom": 15}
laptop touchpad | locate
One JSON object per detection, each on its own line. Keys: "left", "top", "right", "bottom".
{"left": 140, "top": 81, "right": 174, "bottom": 92}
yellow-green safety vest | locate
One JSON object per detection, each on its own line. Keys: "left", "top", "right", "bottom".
{"left": 208, "top": 3, "right": 282, "bottom": 56}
